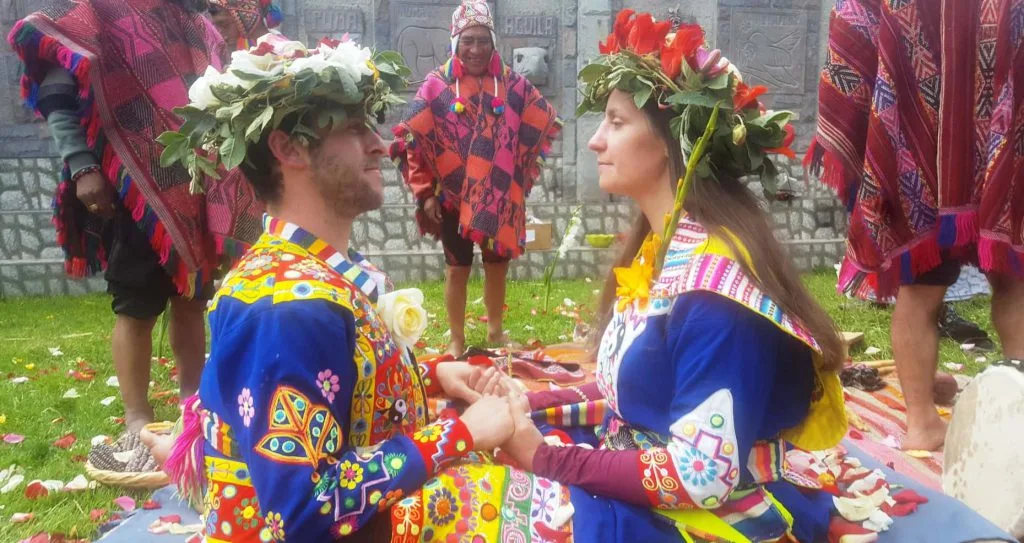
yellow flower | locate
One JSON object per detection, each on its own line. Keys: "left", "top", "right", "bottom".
{"left": 0, "top": 414, "right": 6, "bottom": 425}
{"left": 24, "top": 364, "right": 35, "bottom": 371}
{"left": 338, "top": 461, "right": 365, "bottom": 490}
{"left": 367, "top": 60, "right": 380, "bottom": 81}
{"left": 613, "top": 234, "right": 660, "bottom": 312}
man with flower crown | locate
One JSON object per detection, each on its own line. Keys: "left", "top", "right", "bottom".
{"left": 391, "top": 0, "right": 562, "bottom": 357}
{"left": 157, "top": 35, "right": 524, "bottom": 541}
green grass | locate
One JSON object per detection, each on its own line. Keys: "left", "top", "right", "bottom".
{"left": 0, "top": 273, "right": 999, "bottom": 540}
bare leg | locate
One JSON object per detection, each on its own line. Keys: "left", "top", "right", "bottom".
{"left": 483, "top": 261, "right": 510, "bottom": 343}
{"left": 168, "top": 296, "right": 207, "bottom": 399}
{"left": 112, "top": 314, "right": 158, "bottom": 433}
{"left": 892, "top": 284, "right": 949, "bottom": 451}
{"left": 987, "top": 273, "right": 1024, "bottom": 359}
{"left": 446, "top": 265, "right": 472, "bottom": 357}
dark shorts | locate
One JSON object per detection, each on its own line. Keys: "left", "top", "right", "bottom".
{"left": 103, "top": 206, "right": 208, "bottom": 320}
{"left": 440, "top": 210, "right": 510, "bottom": 267}
{"left": 906, "top": 256, "right": 963, "bottom": 287}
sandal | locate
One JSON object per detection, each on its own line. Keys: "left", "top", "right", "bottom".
{"left": 939, "top": 304, "right": 996, "bottom": 352}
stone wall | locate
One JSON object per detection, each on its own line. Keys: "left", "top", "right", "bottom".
{"left": 0, "top": 0, "right": 843, "bottom": 298}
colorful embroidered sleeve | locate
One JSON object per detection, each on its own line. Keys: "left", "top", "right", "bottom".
{"left": 532, "top": 293, "right": 810, "bottom": 510}
{"left": 222, "top": 301, "right": 473, "bottom": 540}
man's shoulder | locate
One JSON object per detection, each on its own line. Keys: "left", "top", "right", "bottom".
{"left": 209, "top": 234, "right": 362, "bottom": 314}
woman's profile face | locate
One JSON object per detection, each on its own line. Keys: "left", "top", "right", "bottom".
{"left": 587, "top": 89, "right": 670, "bottom": 199}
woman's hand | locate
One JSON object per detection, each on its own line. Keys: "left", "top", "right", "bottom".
{"left": 499, "top": 389, "right": 545, "bottom": 469}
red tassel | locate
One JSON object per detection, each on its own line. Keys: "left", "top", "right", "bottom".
{"left": 451, "top": 56, "right": 464, "bottom": 79}
{"left": 488, "top": 51, "right": 502, "bottom": 77}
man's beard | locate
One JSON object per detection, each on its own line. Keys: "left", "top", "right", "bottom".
{"left": 310, "top": 148, "right": 383, "bottom": 217}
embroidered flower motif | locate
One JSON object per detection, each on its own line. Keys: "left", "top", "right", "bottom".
{"left": 427, "top": 487, "right": 457, "bottom": 526}
{"left": 332, "top": 518, "right": 358, "bottom": 538}
{"left": 379, "top": 489, "right": 404, "bottom": 512}
{"left": 676, "top": 446, "right": 719, "bottom": 487}
{"left": 338, "top": 460, "right": 364, "bottom": 490}
{"left": 264, "top": 511, "right": 285, "bottom": 541}
{"left": 413, "top": 423, "right": 443, "bottom": 443}
{"left": 316, "top": 370, "right": 341, "bottom": 403}
{"left": 383, "top": 452, "right": 408, "bottom": 477}
{"left": 614, "top": 233, "right": 660, "bottom": 312}
{"left": 233, "top": 497, "right": 261, "bottom": 530}
{"left": 237, "top": 388, "right": 255, "bottom": 427}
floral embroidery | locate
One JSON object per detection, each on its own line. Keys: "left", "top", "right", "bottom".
{"left": 263, "top": 511, "right": 285, "bottom": 541}
{"left": 379, "top": 489, "right": 404, "bottom": 512}
{"left": 332, "top": 518, "right": 358, "bottom": 538}
{"left": 233, "top": 497, "right": 261, "bottom": 530}
{"left": 675, "top": 446, "right": 719, "bottom": 487}
{"left": 639, "top": 449, "right": 690, "bottom": 509}
{"left": 316, "top": 369, "right": 341, "bottom": 403}
{"left": 426, "top": 487, "right": 456, "bottom": 526}
{"left": 338, "top": 460, "right": 364, "bottom": 490}
{"left": 413, "top": 424, "right": 442, "bottom": 443}
{"left": 238, "top": 388, "right": 255, "bottom": 427}
{"left": 383, "top": 452, "right": 407, "bottom": 477}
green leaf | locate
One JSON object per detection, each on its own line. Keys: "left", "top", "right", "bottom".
{"left": 220, "top": 134, "right": 247, "bottom": 171}
{"left": 246, "top": 106, "right": 275, "bottom": 142}
{"left": 760, "top": 158, "right": 779, "bottom": 196}
{"left": 633, "top": 85, "right": 653, "bottom": 109}
{"left": 666, "top": 91, "right": 727, "bottom": 109}
{"left": 195, "top": 155, "right": 220, "bottom": 180}
{"left": 156, "top": 132, "right": 188, "bottom": 168}
{"left": 706, "top": 72, "right": 729, "bottom": 90}
{"left": 578, "top": 63, "right": 611, "bottom": 84}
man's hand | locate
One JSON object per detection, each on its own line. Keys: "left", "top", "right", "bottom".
{"left": 422, "top": 196, "right": 442, "bottom": 224}
{"left": 75, "top": 171, "right": 116, "bottom": 218}
{"left": 468, "top": 366, "right": 517, "bottom": 397}
{"left": 499, "top": 389, "right": 544, "bottom": 469}
{"left": 459, "top": 395, "right": 515, "bottom": 451}
{"left": 435, "top": 361, "right": 484, "bottom": 403}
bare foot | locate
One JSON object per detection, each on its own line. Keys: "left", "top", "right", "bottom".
{"left": 903, "top": 414, "right": 948, "bottom": 451}
{"left": 487, "top": 331, "right": 511, "bottom": 345}
{"left": 447, "top": 339, "right": 466, "bottom": 358}
{"left": 140, "top": 429, "right": 175, "bottom": 469}
{"left": 124, "top": 407, "right": 155, "bottom": 434}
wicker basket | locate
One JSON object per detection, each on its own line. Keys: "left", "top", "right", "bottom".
{"left": 85, "top": 422, "right": 174, "bottom": 490}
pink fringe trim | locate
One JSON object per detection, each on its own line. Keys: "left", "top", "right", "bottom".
{"left": 166, "top": 394, "right": 206, "bottom": 506}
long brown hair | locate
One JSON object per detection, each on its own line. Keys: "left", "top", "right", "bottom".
{"left": 589, "top": 102, "right": 844, "bottom": 372}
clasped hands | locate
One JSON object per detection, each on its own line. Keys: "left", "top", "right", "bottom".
{"left": 434, "top": 361, "right": 544, "bottom": 469}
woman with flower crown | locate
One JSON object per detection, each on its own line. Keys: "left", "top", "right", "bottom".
{"left": 389, "top": 11, "right": 856, "bottom": 543}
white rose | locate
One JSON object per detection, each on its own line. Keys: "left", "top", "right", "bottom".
{"left": 286, "top": 55, "right": 332, "bottom": 76}
{"left": 188, "top": 66, "right": 223, "bottom": 110}
{"left": 320, "top": 40, "right": 374, "bottom": 79}
{"left": 273, "top": 39, "right": 309, "bottom": 59}
{"left": 377, "top": 288, "right": 428, "bottom": 350}
{"left": 229, "top": 49, "right": 282, "bottom": 81}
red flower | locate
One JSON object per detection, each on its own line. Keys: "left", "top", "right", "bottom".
{"left": 661, "top": 24, "right": 704, "bottom": 80}
{"left": 627, "top": 13, "right": 671, "bottom": 55}
{"left": 733, "top": 82, "right": 767, "bottom": 111}
{"left": 599, "top": 34, "right": 619, "bottom": 55}
{"left": 767, "top": 124, "right": 797, "bottom": 159}
{"left": 614, "top": 9, "right": 635, "bottom": 45}
{"left": 320, "top": 37, "right": 342, "bottom": 49}
{"left": 252, "top": 41, "right": 275, "bottom": 56}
